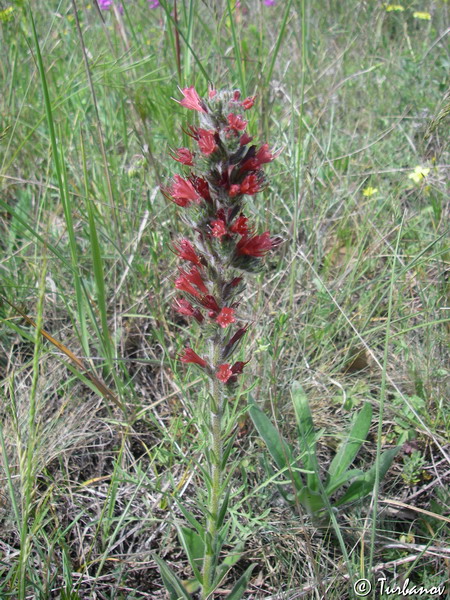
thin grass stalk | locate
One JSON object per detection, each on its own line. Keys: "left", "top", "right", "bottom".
{"left": 71, "top": 0, "right": 120, "bottom": 238}
{"left": 173, "top": 0, "right": 182, "bottom": 82}
{"left": 368, "top": 214, "right": 405, "bottom": 573}
{"left": 290, "top": 0, "right": 306, "bottom": 307}
{"left": 158, "top": 0, "right": 210, "bottom": 82}
{"left": 226, "top": 0, "right": 246, "bottom": 96}
{"left": 17, "top": 250, "right": 47, "bottom": 599}
{"left": 182, "top": 0, "right": 195, "bottom": 85}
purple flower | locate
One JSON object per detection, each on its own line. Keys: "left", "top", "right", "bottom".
{"left": 98, "top": 0, "right": 123, "bottom": 12}
{"left": 148, "top": 0, "right": 160, "bottom": 7}
{"left": 264, "top": 0, "right": 276, "bottom": 5}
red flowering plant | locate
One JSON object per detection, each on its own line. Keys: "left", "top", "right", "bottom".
{"left": 155, "top": 85, "right": 280, "bottom": 599}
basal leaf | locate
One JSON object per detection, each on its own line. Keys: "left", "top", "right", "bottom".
{"left": 336, "top": 447, "right": 399, "bottom": 506}
{"left": 248, "top": 397, "right": 298, "bottom": 482}
{"left": 297, "top": 486, "right": 324, "bottom": 515}
{"left": 328, "top": 402, "right": 372, "bottom": 481}
{"left": 291, "top": 382, "right": 320, "bottom": 491}
{"left": 325, "top": 469, "right": 364, "bottom": 496}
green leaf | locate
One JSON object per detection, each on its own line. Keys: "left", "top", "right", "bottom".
{"left": 336, "top": 447, "right": 400, "bottom": 506}
{"left": 217, "top": 487, "right": 231, "bottom": 529}
{"left": 153, "top": 555, "right": 192, "bottom": 600}
{"left": 291, "top": 382, "right": 321, "bottom": 491}
{"left": 221, "top": 431, "right": 238, "bottom": 469}
{"left": 297, "top": 487, "right": 324, "bottom": 514}
{"left": 325, "top": 469, "right": 364, "bottom": 496}
{"left": 328, "top": 402, "right": 372, "bottom": 481}
{"left": 177, "top": 526, "right": 204, "bottom": 584}
{"left": 174, "top": 498, "right": 204, "bottom": 536}
{"left": 248, "top": 397, "right": 302, "bottom": 490}
{"left": 213, "top": 543, "right": 245, "bottom": 588}
{"left": 226, "top": 564, "right": 255, "bottom": 600}
{"left": 261, "top": 453, "right": 292, "bottom": 502}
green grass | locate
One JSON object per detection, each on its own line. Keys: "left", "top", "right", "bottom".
{"left": 0, "top": 0, "right": 449, "bottom": 598}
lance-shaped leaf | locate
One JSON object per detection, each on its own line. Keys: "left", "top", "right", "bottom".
{"left": 325, "top": 469, "right": 364, "bottom": 497}
{"left": 177, "top": 526, "right": 204, "bottom": 584}
{"left": 174, "top": 498, "right": 204, "bottom": 536}
{"left": 291, "top": 382, "right": 321, "bottom": 491}
{"left": 335, "top": 446, "right": 400, "bottom": 506}
{"left": 327, "top": 402, "right": 372, "bottom": 484}
{"left": 213, "top": 542, "right": 246, "bottom": 589}
{"left": 248, "top": 396, "right": 303, "bottom": 490}
{"left": 226, "top": 564, "right": 256, "bottom": 600}
{"left": 297, "top": 486, "right": 324, "bottom": 515}
{"left": 153, "top": 555, "right": 192, "bottom": 600}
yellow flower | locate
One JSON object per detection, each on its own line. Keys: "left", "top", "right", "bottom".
{"left": 0, "top": 6, "right": 15, "bottom": 22}
{"left": 413, "top": 11, "right": 431, "bottom": 19}
{"left": 384, "top": 4, "right": 405, "bottom": 11}
{"left": 363, "top": 186, "right": 378, "bottom": 197}
{"left": 408, "top": 166, "right": 430, "bottom": 184}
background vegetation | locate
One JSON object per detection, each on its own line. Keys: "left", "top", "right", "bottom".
{"left": 0, "top": 0, "right": 449, "bottom": 598}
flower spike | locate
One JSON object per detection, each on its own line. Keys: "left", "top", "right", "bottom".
{"left": 161, "top": 85, "right": 280, "bottom": 591}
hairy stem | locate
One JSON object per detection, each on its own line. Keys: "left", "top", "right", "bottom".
{"left": 202, "top": 336, "right": 223, "bottom": 597}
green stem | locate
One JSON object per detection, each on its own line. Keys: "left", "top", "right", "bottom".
{"left": 201, "top": 337, "right": 223, "bottom": 598}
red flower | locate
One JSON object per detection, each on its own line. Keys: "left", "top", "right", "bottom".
{"left": 227, "top": 113, "right": 248, "bottom": 132}
{"left": 208, "top": 84, "right": 217, "bottom": 99}
{"left": 180, "top": 347, "right": 207, "bottom": 367}
{"left": 173, "top": 239, "right": 202, "bottom": 266}
{"left": 175, "top": 273, "right": 201, "bottom": 297}
{"left": 256, "top": 143, "right": 275, "bottom": 164}
{"left": 185, "top": 124, "right": 199, "bottom": 140}
{"left": 241, "top": 96, "right": 256, "bottom": 110}
{"left": 240, "top": 132, "right": 253, "bottom": 146}
{"left": 242, "top": 144, "right": 277, "bottom": 171}
{"left": 229, "top": 277, "right": 242, "bottom": 287}
{"left": 173, "top": 297, "right": 195, "bottom": 315}
{"left": 222, "top": 326, "right": 248, "bottom": 359}
{"left": 177, "top": 86, "right": 207, "bottom": 113}
{"left": 197, "top": 129, "right": 217, "bottom": 155}
{"left": 231, "top": 361, "right": 248, "bottom": 374}
{"left": 240, "top": 174, "right": 260, "bottom": 195}
{"left": 228, "top": 327, "right": 248, "bottom": 347}
{"left": 170, "top": 147, "right": 194, "bottom": 166}
{"left": 199, "top": 294, "right": 221, "bottom": 315}
{"left": 190, "top": 176, "right": 211, "bottom": 202}
{"left": 230, "top": 215, "right": 250, "bottom": 235}
{"left": 184, "top": 266, "right": 209, "bottom": 294}
{"left": 211, "top": 219, "right": 227, "bottom": 239}
{"left": 233, "top": 90, "right": 241, "bottom": 101}
{"left": 241, "top": 158, "right": 259, "bottom": 171}
{"left": 170, "top": 175, "right": 201, "bottom": 206}
{"left": 216, "top": 307, "right": 236, "bottom": 329}
{"left": 236, "top": 232, "right": 278, "bottom": 257}
{"left": 229, "top": 184, "right": 241, "bottom": 198}
{"left": 216, "top": 364, "right": 233, "bottom": 383}
{"left": 173, "top": 298, "right": 204, "bottom": 323}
